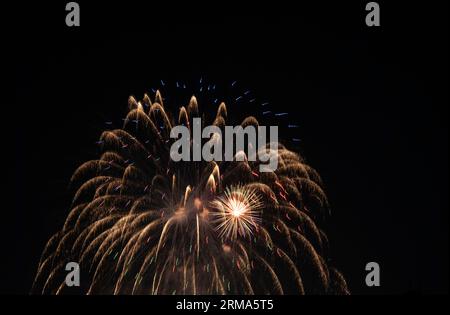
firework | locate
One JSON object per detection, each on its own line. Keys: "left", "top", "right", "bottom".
{"left": 32, "top": 89, "right": 349, "bottom": 295}
{"left": 211, "top": 186, "right": 262, "bottom": 241}
{"left": 210, "top": 185, "right": 262, "bottom": 241}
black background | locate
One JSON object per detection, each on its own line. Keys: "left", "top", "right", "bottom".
{"left": 6, "top": 0, "right": 448, "bottom": 295}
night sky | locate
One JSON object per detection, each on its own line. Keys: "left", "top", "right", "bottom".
{"left": 7, "top": 1, "right": 448, "bottom": 294}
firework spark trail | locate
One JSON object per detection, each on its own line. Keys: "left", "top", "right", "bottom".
{"left": 32, "top": 89, "right": 349, "bottom": 295}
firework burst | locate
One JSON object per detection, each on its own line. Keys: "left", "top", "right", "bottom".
{"left": 32, "top": 88, "right": 349, "bottom": 295}
{"left": 211, "top": 185, "right": 262, "bottom": 241}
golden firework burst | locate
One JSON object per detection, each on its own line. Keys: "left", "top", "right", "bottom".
{"left": 32, "top": 89, "right": 349, "bottom": 295}
{"left": 211, "top": 185, "right": 263, "bottom": 240}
